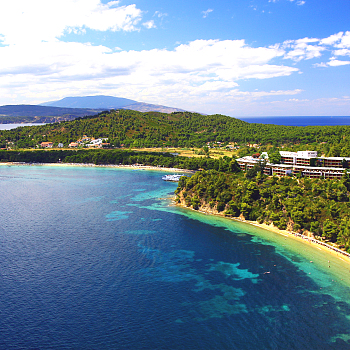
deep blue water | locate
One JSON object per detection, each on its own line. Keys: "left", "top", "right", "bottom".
{"left": 239, "top": 116, "right": 350, "bottom": 126}
{"left": 1, "top": 165, "right": 350, "bottom": 349}
{"left": 1, "top": 117, "right": 350, "bottom": 129}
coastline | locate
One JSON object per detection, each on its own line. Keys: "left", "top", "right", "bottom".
{"left": 174, "top": 200, "right": 350, "bottom": 265}
{"left": 237, "top": 218, "right": 350, "bottom": 264}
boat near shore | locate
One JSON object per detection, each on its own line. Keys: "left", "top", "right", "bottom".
{"left": 162, "top": 174, "right": 184, "bottom": 182}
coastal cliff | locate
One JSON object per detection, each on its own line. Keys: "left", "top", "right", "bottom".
{"left": 174, "top": 188, "right": 350, "bottom": 261}
{"left": 175, "top": 170, "right": 350, "bottom": 254}
{"left": 176, "top": 188, "right": 296, "bottom": 233}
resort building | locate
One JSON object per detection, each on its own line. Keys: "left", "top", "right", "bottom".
{"left": 278, "top": 151, "right": 318, "bottom": 166}
{"left": 268, "top": 164, "right": 293, "bottom": 177}
{"left": 237, "top": 150, "right": 350, "bottom": 180}
{"left": 322, "top": 157, "right": 349, "bottom": 168}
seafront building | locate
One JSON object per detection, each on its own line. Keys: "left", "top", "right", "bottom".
{"left": 237, "top": 151, "right": 350, "bottom": 180}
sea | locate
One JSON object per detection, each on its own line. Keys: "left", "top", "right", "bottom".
{"left": 1, "top": 165, "right": 350, "bottom": 349}
{"left": 1, "top": 117, "right": 350, "bottom": 130}
{"left": 239, "top": 116, "right": 350, "bottom": 126}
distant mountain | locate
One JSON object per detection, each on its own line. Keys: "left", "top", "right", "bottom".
{"left": 0, "top": 105, "right": 103, "bottom": 124}
{"left": 41, "top": 95, "right": 186, "bottom": 113}
{"left": 120, "top": 102, "right": 185, "bottom": 113}
{"left": 0, "top": 96, "right": 187, "bottom": 124}
{"left": 41, "top": 95, "right": 137, "bottom": 109}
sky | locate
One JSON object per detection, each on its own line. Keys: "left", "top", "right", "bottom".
{"left": 0, "top": 0, "right": 349, "bottom": 117}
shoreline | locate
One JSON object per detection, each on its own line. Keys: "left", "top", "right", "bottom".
{"left": 0, "top": 161, "right": 196, "bottom": 174}
{"left": 175, "top": 200, "right": 350, "bottom": 265}
{"left": 236, "top": 218, "right": 350, "bottom": 264}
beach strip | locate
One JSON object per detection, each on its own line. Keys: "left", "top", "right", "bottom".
{"left": 176, "top": 202, "right": 350, "bottom": 265}
{"left": 0, "top": 161, "right": 196, "bottom": 173}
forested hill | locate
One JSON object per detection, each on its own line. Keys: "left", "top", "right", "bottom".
{"left": 1, "top": 109, "right": 350, "bottom": 155}
{"left": 0, "top": 110, "right": 246, "bottom": 148}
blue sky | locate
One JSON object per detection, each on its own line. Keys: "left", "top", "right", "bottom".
{"left": 0, "top": 0, "right": 349, "bottom": 116}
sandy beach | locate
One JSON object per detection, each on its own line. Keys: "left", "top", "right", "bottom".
{"left": 0, "top": 161, "right": 196, "bottom": 174}
{"left": 239, "top": 218, "right": 350, "bottom": 264}
{"left": 175, "top": 200, "right": 350, "bottom": 265}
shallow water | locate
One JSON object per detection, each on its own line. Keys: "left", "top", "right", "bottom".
{"left": 0, "top": 165, "right": 350, "bottom": 349}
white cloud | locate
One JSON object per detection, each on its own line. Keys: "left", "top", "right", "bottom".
{"left": 313, "top": 62, "right": 328, "bottom": 68}
{"left": 0, "top": 5, "right": 348, "bottom": 116}
{"left": 328, "top": 59, "right": 350, "bottom": 67}
{"left": 320, "top": 32, "right": 343, "bottom": 45}
{"left": 0, "top": 36, "right": 300, "bottom": 107}
{"left": 247, "top": 89, "right": 302, "bottom": 98}
{"left": 283, "top": 39, "right": 325, "bottom": 61}
{"left": 202, "top": 9, "right": 213, "bottom": 18}
{"left": 143, "top": 20, "right": 156, "bottom": 29}
{"left": 285, "top": 32, "right": 350, "bottom": 68}
{"left": 313, "top": 58, "right": 350, "bottom": 68}
{"left": 282, "top": 38, "right": 324, "bottom": 62}
{"left": 336, "top": 31, "right": 350, "bottom": 49}
{"left": 269, "top": 0, "right": 305, "bottom": 4}
{"left": 333, "top": 49, "right": 350, "bottom": 57}
{"left": 154, "top": 11, "right": 168, "bottom": 18}
{"left": 0, "top": 0, "right": 143, "bottom": 45}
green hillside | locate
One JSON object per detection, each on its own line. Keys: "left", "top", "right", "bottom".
{"left": 0, "top": 109, "right": 350, "bottom": 156}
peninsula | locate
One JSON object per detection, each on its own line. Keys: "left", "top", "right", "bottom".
{"left": 174, "top": 168, "right": 350, "bottom": 258}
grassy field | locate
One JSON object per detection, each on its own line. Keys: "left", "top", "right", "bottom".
{"left": 131, "top": 147, "right": 237, "bottom": 159}
{"left": 9, "top": 146, "right": 238, "bottom": 159}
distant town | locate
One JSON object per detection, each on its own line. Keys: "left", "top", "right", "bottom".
{"left": 39, "top": 136, "right": 110, "bottom": 149}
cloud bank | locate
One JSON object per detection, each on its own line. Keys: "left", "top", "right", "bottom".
{"left": 0, "top": 0, "right": 349, "bottom": 115}
{"left": 0, "top": 0, "right": 143, "bottom": 46}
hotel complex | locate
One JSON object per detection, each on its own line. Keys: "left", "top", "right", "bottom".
{"left": 237, "top": 151, "right": 350, "bottom": 180}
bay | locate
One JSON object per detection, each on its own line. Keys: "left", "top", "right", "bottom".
{"left": 0, "top": 123, "right": 46, "bottom": 130}
{"left": 0, "top": 165, "right": 350, "bottom": 349}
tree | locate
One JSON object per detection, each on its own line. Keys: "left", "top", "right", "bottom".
{"left": 203, "top": 145, "right": 210, "bottom": 157}
{"left": 341, "top": 171, "right": 350, "bottom": 191}
{"left": 240, "top": 202, "right": 252, "bottom": 219}
{"left": 338, "top": 218, "right": 350, "bottom": 251}
{"left": 246, "top": 182, "right": 260, "bottom": 201}
{"left": 268, "top": 150, "right": 281, "bottom": 164}
{"left": 245, "top": 165, "right": 259, "bottom": 179}
{"left": 191, "top": 196, "right": 200, "bottom": 210}
{"left": 322, "top": 219, "right": 338, "bottom": 241}
{"left": 217, "top": 202, "right": 226, "bottom": 212}
{"left": 291, "top": 210, "right": 305, "bottom": 228}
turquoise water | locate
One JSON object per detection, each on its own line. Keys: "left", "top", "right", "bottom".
{"left": 1, "top": 165, "right": 350, "bottom": 349}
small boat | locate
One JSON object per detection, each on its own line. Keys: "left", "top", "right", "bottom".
{"left": 162, "top": 174, "right": 184, "bottom": 182}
